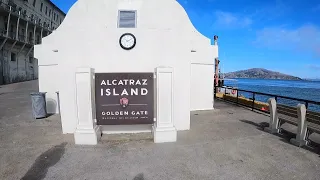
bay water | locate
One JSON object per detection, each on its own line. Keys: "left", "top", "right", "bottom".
{"left": 224, "top": 79, "right": 320, "bottom": 112}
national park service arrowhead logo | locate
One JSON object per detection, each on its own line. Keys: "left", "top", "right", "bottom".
{"left": 120, "top": 97, "right": 129, "bottom": 108}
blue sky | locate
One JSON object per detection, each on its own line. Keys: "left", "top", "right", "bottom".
{"left": 51, "top": 0, "right": 320, "bottom": 78}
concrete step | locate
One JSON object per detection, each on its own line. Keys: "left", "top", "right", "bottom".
{"left": 100, "top": 132, "right": 153, "bottom": 143}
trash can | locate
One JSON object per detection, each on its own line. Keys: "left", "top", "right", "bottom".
{"left": 30, "top": 92, "right": 47, "bottom": 119}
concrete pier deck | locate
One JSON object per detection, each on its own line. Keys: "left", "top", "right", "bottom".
{"left": 0, "top": 81, "right": 319, "bottom": 180}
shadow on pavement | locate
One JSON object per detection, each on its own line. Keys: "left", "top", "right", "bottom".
{"left": 133, "top": 173, "right": 145, "bottom": 180}
{"left": 239, "top": 119, "right": 269, "bottom": 131}
{"left": 239, "top": 119, "right": 320, "bottom": 155}
{"left": 21, "top": 142, "right": 67, "bottom": 180}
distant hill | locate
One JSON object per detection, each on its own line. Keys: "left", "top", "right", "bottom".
{"left": 224, "top": 68, "right": 302, "bottom": 80}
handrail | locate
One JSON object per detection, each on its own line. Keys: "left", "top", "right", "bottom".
{"left": 220, "top": 86, "right": 320, "bottom": 106}
{"left": 215, "top": 86, "right": 320, "bottom": 113}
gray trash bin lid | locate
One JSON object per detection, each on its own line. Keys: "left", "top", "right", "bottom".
{"left": 30, "top": 92, "right": 47, "bottom": 96}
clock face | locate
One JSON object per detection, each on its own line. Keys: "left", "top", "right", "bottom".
{"left": 119, "top": 33, "right": 136, "bottom": 50}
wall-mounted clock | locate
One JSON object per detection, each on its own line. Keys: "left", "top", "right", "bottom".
{"left": 119, "top": 33, "right": 136, "bottom": 50}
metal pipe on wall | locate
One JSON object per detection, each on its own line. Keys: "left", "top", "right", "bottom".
{"left": 33, "top": 22, "right": 36, "bottom": 45}
{"left": 16, "top": 12, "right": 21, "bottom": 79}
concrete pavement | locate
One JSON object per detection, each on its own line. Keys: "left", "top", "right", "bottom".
{"left": 0, "top": 80, "right": 319, "bottom": 180}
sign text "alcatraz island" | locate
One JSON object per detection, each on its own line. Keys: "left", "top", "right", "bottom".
{"left": 100, "top": 79, "right": 149, "bottom": 96}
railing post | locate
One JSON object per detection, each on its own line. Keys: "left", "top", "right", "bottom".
{"left": 236, "top": 90, "right": 239, "bottom": 105}
{"left": 252, "top": 93, "right": 255, "bottom": 111}
{"left": 25, "top": 21, "right": 29, "bottom": 43}
{"left": 33, "top": 21, "right": 36, "bottom": 45}
{"left": 15, "top": 11, "right": 20, "bottom": 40}
{"left": 305, "top": 102, "right": 309, "bottom": 109}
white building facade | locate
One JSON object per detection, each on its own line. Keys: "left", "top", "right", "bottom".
{"left": 0, "top": 0, "right": 65, "bottom": 85}
{"left": 35, "top": 0, "right": 218, "bottom": 143}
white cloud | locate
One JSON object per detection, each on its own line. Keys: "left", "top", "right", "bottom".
{"left": 307, "top": 64, "right": 320, "bottom": 71}
{"left": 312, "top": 4, "right": 320, "bottom": 12}
{"left": 213, "top": 11, "right": 253, "bottom": 29}
{"left": 250, "top": 0, "right": 291, "bottom": 21}
{"left": 254, "top": 24, "right": 320, "bottom": 56}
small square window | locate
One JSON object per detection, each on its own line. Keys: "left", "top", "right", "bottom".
{"left": 11, "top": 53, "right": 16, "bottom": 61}
{"left": 118, "top": 10, "right": 136, "bottom": 28}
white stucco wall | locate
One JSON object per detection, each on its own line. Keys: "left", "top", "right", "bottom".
{"left": 35, "top": 0, "right": 218, "bottom": 134}
{"left": 190, "top": 64, "right": 214, "bottom": 111}
{"left": 38, "top": 64, "right": 58, "bottom": 113}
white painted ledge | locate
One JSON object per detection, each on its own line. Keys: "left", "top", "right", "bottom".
{"left": 153, "top": 126, "right": 177, "bottom": 143}
{"left": 101, "top": 124, "right": 152, "bottom": 134}
{"left": 74, "top": 125, "right": 101, "bottom": 145}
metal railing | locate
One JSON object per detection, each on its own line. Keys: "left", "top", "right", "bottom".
{"left": 215, "top": 86, "right": 320, "bottom": 113}
{"left": 8, "top": 31, "right": 15, "bottom": 39}
{"left": 18, "top": 34, "right": 25, "bottom": 42}
{"left": 0, "top": 0, "right": 52, "bottom": 32}
{"left": 28, "top": 38, "right": 34, "bottom": 45}
{"left": 0, "top": 28, "right": 6, "bottom": 36}
{"left": 0, "top": 28, "right": 40, "bottom": 44}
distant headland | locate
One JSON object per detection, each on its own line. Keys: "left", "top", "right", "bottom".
{"left": 224, "top": 68, "right": 302, "bottom": 80}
